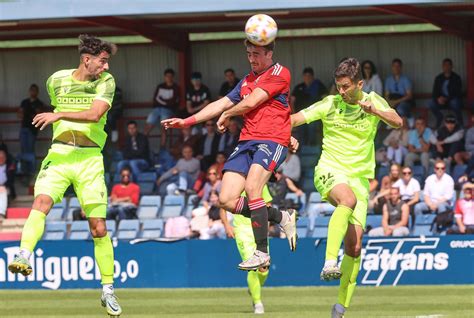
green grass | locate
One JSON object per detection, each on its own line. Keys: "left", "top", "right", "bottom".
{"left": 0, "top": 285, "right": 473, "bottom": 317}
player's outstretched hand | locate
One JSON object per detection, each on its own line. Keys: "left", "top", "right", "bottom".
{"left": 161, "top": 118, "right": 185, "bottom": 130}
{"left": 217, "top": 113, "right": 230, "bottom": 134}
{"left": 32, "top": 112, "right": 60, "bottom": 131}
{"left": 289, "top": 136, "right": 300, "bottom": 153}
{"left": 358, "top": 100, "right": 377, "bottom": 115}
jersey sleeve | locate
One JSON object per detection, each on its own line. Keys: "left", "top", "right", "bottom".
{"left": 95, "top": 73, "right": 116, "bottom": 107}
{"left": 257, "top": 66, "right": 290, "bottom": 98}
{"left": 226, "top": 79, "right": 243, "bottom": 105}
{"left": 301, "top": 95, "right": 333, "bottom": 124}
{"left": 46, "top": 75, "right": 57, "bottom": 108}
{"left": 369, "top": 92, "right": 395, "bottom": 113}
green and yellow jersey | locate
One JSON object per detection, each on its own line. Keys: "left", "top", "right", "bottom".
{"left": 46, "top": 69, "right": 115, "bottom": 149}
{"left": 302, "top": 92, "right": 394, "bottom": 179}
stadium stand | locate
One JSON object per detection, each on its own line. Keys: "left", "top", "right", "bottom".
{"left": 160, "top": 195, "right": 185, "bottom": 219}
{"left": 117, "top": 219, "right": 140, "bottom": 240}
{"left": 43, "top": 221, "right": 67, "bottom": 240}
{"left": 140, "top": 219, "right": 164, "bottom": 239}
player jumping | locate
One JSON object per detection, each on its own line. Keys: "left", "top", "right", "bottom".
{"left": 162, "top": 39, "right": 297, "bottom": 271}
{"left": 8, "top": 35, "right": 122, "bottom": 317}
{"left": 291, "top": 58, "right": 402, "bottom": 317}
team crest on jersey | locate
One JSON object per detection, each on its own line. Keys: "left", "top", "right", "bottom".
{"left": 84, "top": 83, "right": 96, "bottom": 93}
{"left": 62, "top": 87, "right": 70, "bottom": 94}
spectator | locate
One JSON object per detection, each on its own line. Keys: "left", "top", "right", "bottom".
{"left": 217, "top": 118, "right": 240, "bottom": 157}
{"left": 145, "top": 69, "right": 180, "bottom": 146}
{"left": 458, "top": 154, "right": 474, "bottom": 185}
{"left": 107, "top": 167, "right": 140, "bottom": 221}
{"left": 105, "top": 86, "right": 123, "bottom": 143}
{"left": 196, "top": 120, "right": 221, "bottom": 171}
{"left": 190, "top": 191, "right": 226, "bottom": 239}
{"left": 186, "top": 72, "right": 210, "bottom": 116}
{"left": 361, "top": 60, "right": 383, "bottom": 95}
{"left": 17, "top": 84, "right": 47, "bottom": 175}
{"left": 448, "top": 183, "right": 474, "bottom": 234}
{"left": 429, "top": 58, "right": 463, "bottom": 128}
{"left": 454, "top": 114, "right": 474, "bottom": 165}
{"left": 213, "top": 152, "right": 226, "bottom": 179}
{"left": 269, "top": 168, "right": 304, "bottom": 210}
{"left": 430, "top": 114, "right": 464, "bottom": 162}
{"left": 404, "top": 117, "right": 433, "bottom": 173}
{"left": 383, "top": 116, "right": 409, "bottom": 165}
{"left": 218, "top": 68, "right": 240, "bottom": 98}
{"left": 0, "top": 149, "right": 16, "bottom": 219}
{"left": 279, "top": 151, "right": 301, "bottom": 183}
{"left": 393, "top": 166, "right": 420, "bottom": 209}
{"left": 177, "top": 126, "right": 200, "bottom": 155}
{"left": 157, "top": 145, "right": 200, "bottom": 196}
{"left": 371, "top": 163, "right": 401, "bottom": 214}
{"left": 164, "top": 216, "right": 191, "bottom": 238}
{"left": 414, "top": 160, "right": 454, "bottom": 215}
{"left": 384, "top": 58, "right": 413, "bottom": 118}
{"left": 368, "top": 187, "right": 410, "bottom": 237}
{"left": 117, "top": 121, "right": 150, "bottom": 181}
{"left": 291, "top": 67, "right": 328, "bottom": 145}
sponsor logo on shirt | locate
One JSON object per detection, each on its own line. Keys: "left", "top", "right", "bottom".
{"left": 57, "top": 97, "right": 94, "bottom": 104}
{"left": 334, "top": 121, "right": 370, "bottom": 130}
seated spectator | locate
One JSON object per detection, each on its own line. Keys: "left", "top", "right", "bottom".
{"left": 213, "top": 152, "right": 226, "bottom": 179}
{"left": 393, "top": 166, "right": 420, "bottom": 225}
{"left": 429, "top": 58, "right": 463, "bottom": 128}
{"left": 145, "top": 69, "right": 180, "bottom": 146}
{"left": 371, "top": 163, "right": 401, "bottom": 214}
{"left": 190, "top": 192, "right": 225, "bottom": 239}
{"left": 218, "top": 68, "right": 240, "bottom": 98}
{"left": 105, "top": 86, "right": 123, "bottom": 143}
{"left": 368, "top": 187, "right": 409, "bottom": 237}
{"left": 361, "top": 60, "right": 383, "bottom": 95}
{"left": 107, "top": 167, "right": 140, "bottom": 221}
{"left": 404, "top": 117, "right": 433, "bottom": 173}
{"left": 430, "top": 114, "right": 464, "bottom": 163}
{"left": 458, "top": 153, "right": 474, "bottom": 185}
{"left": 217, "top": 118, "right": 240, "bottom": 157}
{"left": 186, "top": 72, "right": 210, "bottom": 116}
{"left": 414, "top": 160, "right": 454, "bottom": 215}
{"left": 196, "top": 120, "right": 220, "bottom": 171}
{"left": 164, "top": 216, "right": 191, "bottom": 238}
{"left": 384, "top": 58, "right": 413, "bottom": 118}
{"left": 291, "top": 67, "right": 328, "bottom": 145}
{"left": 268, "top": 168, "right": 304, "bottom": 210}
{"left": 382, "top": 116, "right": 409, "bottom": 165}
{"left": 17, "top": 84, "right": 47, "bottom": 176}
{"left": 157, "top": 145, "right": 200, "bottom": 196}
{"left": 177, "top": 126, "right": 200, "bottom": 155}
{"left": 448, "top": 183, "right": 474, "bottom": 234}
{"left": 454, "top": 114, "right": 474, "bottom": 165}
{"left": 0, "top": 149, "right": 15, "bottom": 218}
{"left": 117, "top": 121, "right": 150, "bottom": 181}
{"left": 280, "top": 151, "right": 301, "bottom": 183}
{"left": 200, "top": 166, "right": 222, "bottom": 201}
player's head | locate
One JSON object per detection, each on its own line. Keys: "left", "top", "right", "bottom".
{"left": 302, "top": 67, "right": 314, "bottom": 85}
{"left": 334, "top": 58, "right": 363, "bottom": 104}
{"left": 244, "top": 39, "right": 274, "bottom": 73}
{"left": 120, "top": 167, "right": 132, "bottom": 185}
{"left": 391, "top": 58, "right": 403, "bottom": 76}
{"left": 164, "top": 68, "right": 175, "bottom": 84}
{"left": 29, "top": 84, "right": 39, "bottom": 99}
{"left": 127, "top": 120, "right": 138, "bottom": 137}
{"left": 224, "top": 68, "right": 236, "bottom": 83}
{"left": 78, "top": 34, "right": 117, "bottom": 79}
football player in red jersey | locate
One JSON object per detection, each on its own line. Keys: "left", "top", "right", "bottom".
{"left": 162, "top": 40, "right": 297, "bottom": 270}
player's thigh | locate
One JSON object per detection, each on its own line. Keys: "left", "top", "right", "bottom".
{"left": 245, "top": 164, "right": 273, "bottom": 200}
{"left": 34, "top": 150, "right": 72, "bottom": 205}
{"left": 344, "top": 223, "right": 364, "bottom": 258}
{"left": 74, "top": 151, "right": 108, "bottom": 209}
{"left": 348, "top": 177, "right": 370, "bottom": 228}
{"left": 315, "top": 168, "right": 355, "bottom": 208}
{"left": 219, "top": 171, "right": 246, "bottom": 206}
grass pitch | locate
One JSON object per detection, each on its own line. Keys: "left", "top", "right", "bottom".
{"left": 1, "top": 285, "right": 473, "bottom": 317}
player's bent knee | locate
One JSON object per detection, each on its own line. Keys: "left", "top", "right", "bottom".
{"left": 345, "top": 243, "right": 362, "bottom": 258}
{"left": 340, "top": 195, "right": 357, "bottom": 210}
{"left": 89, "top": 219, "right": 107, "bottom": 238}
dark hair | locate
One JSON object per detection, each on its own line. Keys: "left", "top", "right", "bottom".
{"left": 191, "top": 72, "right": 202, "bottom": 79}
{"left": 303, "top": 67, "right": 314, "bottom": 76}
{"left": 392, "top": 58, "right": 403, "bottom": 66}
{"left": 29, "top": 84, "right": 39, "bottom": 90}
{"left": 164, "top": 68, "right": 175, "bottom": 76}
{"left": 244, "top": 39, "right": 275, "bottom": 52}
{"left": 334, "top": 58, "right": 361, "bottom": 82}
{"left": 443, "top": 58, "right": 453, "bottom": 65}
{"left": 361, "top": 60, "right": 377, "bottom": 79}
{"left": 127, "top": 120, "right": 137, "bottom": 127}
{"left": 78, "top": 34, "right": 117, "bottom": 56}
{"left": 120, "top": 167, "right": 131, "bottom": 175}
{"left": 444, "top": 114, "right": 456, "bottom": 124}
{"left": 224, "top": 68, "right": 235, "bottom": 74}
{"left": 216, "top": 151, "right": 227, "bottom": 158}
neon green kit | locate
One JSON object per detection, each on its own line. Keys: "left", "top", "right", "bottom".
{"left": 302, "top": 92, "right": 395, "bottom": 227}
{"left": 35, "top": 69, "right": 115, "bottom": 216}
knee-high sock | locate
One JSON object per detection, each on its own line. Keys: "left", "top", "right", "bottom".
{"left": 338, "top": 254, "right": 361, "bottom": 308}
{"left": 248, "top": 270, "right": 269, "bottom": 304}
{"left": 93, "top": 234, "right": 114, "bottom": 285}
{"left": 20, "top": 210, "right": 46, "bottom": 254}
{"left": 249, "top": 198, "right": 268, "bottom": 253}
{"left": 326, "top": 205, "right": 353, "bottom": 261}
{"left": 235, "top": 197, "right": 282, "bottom": 224}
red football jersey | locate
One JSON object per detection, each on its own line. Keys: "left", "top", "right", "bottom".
{"left": 226, "top": 63, "right": 291, "bottom": 146}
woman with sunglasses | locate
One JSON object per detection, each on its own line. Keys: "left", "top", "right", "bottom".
{"left": 393, "top": 166, "right": 421, "bottom": 224}
{"left": 361, "top": 60, "right": 383, "bottom": 96}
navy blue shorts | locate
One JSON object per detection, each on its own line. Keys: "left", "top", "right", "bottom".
{"left": 223, "top": 140, "right": 288, "bottom": 176}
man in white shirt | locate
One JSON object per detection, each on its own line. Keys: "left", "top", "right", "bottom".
{"left": 414, "top": 160, "right": 454, "bottom": 215}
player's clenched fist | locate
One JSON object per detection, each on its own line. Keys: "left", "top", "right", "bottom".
{"left": 216, "top": 113, "right": 230, "bottom": 134}
{"left": 358, "top": 100, "right": 377, "bottom": 115}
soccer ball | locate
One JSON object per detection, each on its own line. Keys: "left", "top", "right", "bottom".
{"left": 245, "top": 14, "right": 278, "bottom": 46}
